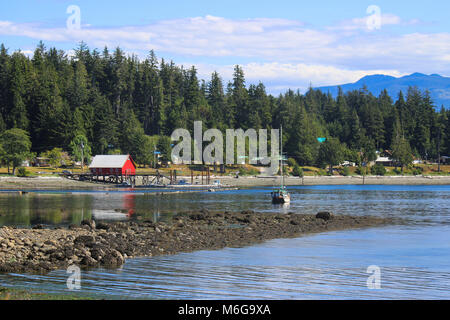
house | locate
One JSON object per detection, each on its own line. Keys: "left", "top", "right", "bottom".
{"left": 21, "top": 160, "right": 31, "bottom": 167}
{"left": 375, "top": 156, "right": 394, "bottom": 167}
{"left": 440, "top": 156, "right": 450, "bottom": 164}
{"left": 89, "top": 155, "right": 136, "bottom": 176}
{"left": 33, "top": 157, "right": 50, "bottom": 167}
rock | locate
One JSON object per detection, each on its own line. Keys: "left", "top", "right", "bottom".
{"left": 80, "top": 255, "right": 98, "bottom": 267}
{"left": 44, "top": 240, "right": 57, "bottom": 246}
{"left": 189, "top": 213, "right": 205, "bottom": 221}
{"left": 74, "top": 235, "right": 96, "bottom": 247}
{"left": 90, "top": 246, "right": 105, "bottom": 261}
{"left": 96, "top": 222, "right": 110, "bottom": 231}
{"left": 176, "top": 222, "right": 184, "bottom": 228}
{"left": 32, "top": 224, "right": 44, "bottom": 230}
{"left": 100, "top": 249, "right": 124, "bottom": 266}
{"left": 81, "top": 219, "right": 96, "bottom": 230}
{"left": 316, "top": 212, "right": 333, "bottom": 221}
{"left": 236, "top": 216, "right": 251, "bottom": 224}
{"left": 41, "top": 245, "right": 57, "bottom": 254}
{"left": 50, "top": 250, "right": 66, "bottom": 261}
{"left": 63, "top": 246, "right": 74, "bottom": 257}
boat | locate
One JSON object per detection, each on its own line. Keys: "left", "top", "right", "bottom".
{"left": 271, "top": 125, "right": 291, "bottom": 204}
{"left": 271, "top": 186, "right": 290, "bottom": 204}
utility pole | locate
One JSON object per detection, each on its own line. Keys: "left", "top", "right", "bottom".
{"left": 438, "top": 129, "right": 441, "bottom": 173}
{"left": 153, "top": 144, "right": 156, "bottom": 169}
{"left": 81, "top": 141, "right": 85, "bottom": 173}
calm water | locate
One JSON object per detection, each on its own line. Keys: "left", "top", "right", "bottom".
{"left": 0, "top": 185, "right": 449, "bottom": 299}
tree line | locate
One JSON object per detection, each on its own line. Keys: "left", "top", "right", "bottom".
{"left": 0, "top": 42, "right": 449, "bottom": 172}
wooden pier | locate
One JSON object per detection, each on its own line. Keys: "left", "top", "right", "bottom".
{"left": 65, "top": 167, "right": 213, "bottom": 188}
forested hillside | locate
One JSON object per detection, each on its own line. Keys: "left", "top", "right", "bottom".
{"left": 0, "top": 42, "right": 449, "bottom": 167}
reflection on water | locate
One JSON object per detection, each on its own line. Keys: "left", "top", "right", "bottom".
{"left": 0, "top": 192, "right": 175, "bottom": 227}
{"left": 2, "top": 225, "right": 450, "bottom": 299}
{"left": 0, "top": 185, "right": 449, "bottom": 299}
{"left": 0, "top": 185, "right": 449, "bottom": 227}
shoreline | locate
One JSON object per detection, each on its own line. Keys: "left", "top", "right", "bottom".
{"left": 218, "top": 175, "right": 450, "bottom": 186}
{"left": 0, "top": 210, "right": 397, "bottom": 274}
{"left": 0, "top": 175, "right": 449, "bottom": 190}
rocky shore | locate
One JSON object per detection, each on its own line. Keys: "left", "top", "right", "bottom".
{"left": 0, "top": 210, "right": 396, "bottom": 274}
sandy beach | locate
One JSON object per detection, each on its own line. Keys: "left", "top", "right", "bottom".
{"left": 0, "top": 176, "right": 103, "bottom": 189}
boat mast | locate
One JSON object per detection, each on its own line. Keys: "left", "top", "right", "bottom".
{"left": 281, "top": 125, "right": 283, "bottom": 188}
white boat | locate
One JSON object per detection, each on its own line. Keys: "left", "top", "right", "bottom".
{"left": 271, "top": 125, "right": 291, "bottom": 204}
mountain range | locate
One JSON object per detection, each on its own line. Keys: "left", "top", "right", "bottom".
{"left": 316, "top": 73, "right": 450, "bottom": 108}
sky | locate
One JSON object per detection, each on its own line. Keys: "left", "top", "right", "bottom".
{"left": 1, "top": 0, "right": 450, "bottom": 94}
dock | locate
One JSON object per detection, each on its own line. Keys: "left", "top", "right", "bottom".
{"left": 63, "top": 167, "right": 228, "bottom": 189}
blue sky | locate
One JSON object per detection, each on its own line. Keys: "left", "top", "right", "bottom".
{"left": 1, "top": 0, "right": 450, "bottom": 93}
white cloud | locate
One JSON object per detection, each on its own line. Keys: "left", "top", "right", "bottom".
{"left": 329, "top": 13, "right": 402, "bottom": 32}
{"left": 0, "top": 14, "right": 448, "bottom": 93}
{"left": 192, "top": 62, "right": 406, "bottom": 93}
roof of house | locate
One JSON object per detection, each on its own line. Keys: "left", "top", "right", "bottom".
{"left": 89, "top": 155, "right": 135, "bottom": 168}
{"left": 376, "top": 157, "right": 392, "bottom": 162}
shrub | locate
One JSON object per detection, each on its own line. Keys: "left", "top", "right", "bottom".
{"left": 292, "top": 164, "right": 304, "bottom": 177}
{"left": 371, "top": 163, "right": 387, "bottom": 176}
{"left": 287, "top": 158, "right": 297, "bottom": 167}
{"left": 412, "top": 167, "right": 423, "bottom": 176}
{"left": 341, "top": 166, "right": 351, "bottom": 176}
{"left": 17, "top": 167, "right": 30, "bottom": 177}
{"left": 356, "top": 166, "right": 369, "bottom": 175}
{"left": 238, "top": 166, "right": 259, "bottom": 176}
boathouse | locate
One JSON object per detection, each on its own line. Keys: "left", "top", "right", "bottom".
{"left": 89, "top": 155, "right": 137, "bottom": 176}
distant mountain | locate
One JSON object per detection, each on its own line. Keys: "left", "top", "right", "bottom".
{"left": 316, "top": 73, "right": 450, "bottom": 108}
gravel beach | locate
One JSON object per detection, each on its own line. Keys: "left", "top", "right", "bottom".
{"left": 0, "top": 210, "right": 396, "bottom": 274}
{"left": 0, "top": 175, "right": 449, "bottom": 190}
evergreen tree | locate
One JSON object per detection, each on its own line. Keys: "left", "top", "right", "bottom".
{"left": 0, "top": 42, "right": 447, "bottom": 170}
{"left": 69, "top": 134, "right": 92, "bottom": 167}
{"left": 207, "top": 71, "right": 226, "bottom": 129}
{"left": 8, "top": 52, "right": 30, "bottom": 130}
{"left": 318, "top": 137, "right": 345, "bottom": 174}
{"left": 0, "top": 128, "right": 32, "bottom": 174}
{"left": 391, "top": 118, "right": 413, "bottom": 173}
{"left": 230, "top": 65, "right": 248, "bottom": 128}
